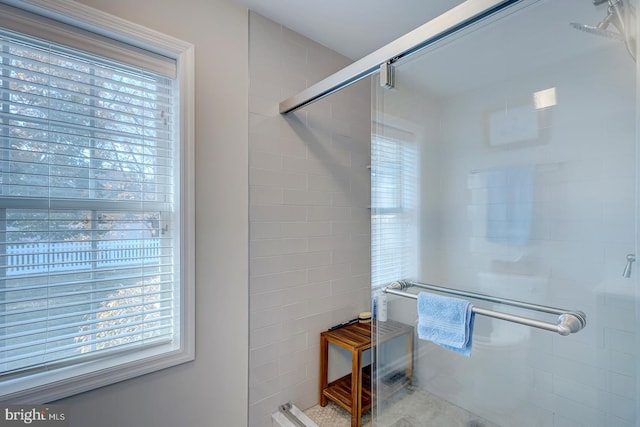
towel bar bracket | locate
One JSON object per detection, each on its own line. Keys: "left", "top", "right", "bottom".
{"left": 558, "top": 312, "right": 587, "bottom": 336}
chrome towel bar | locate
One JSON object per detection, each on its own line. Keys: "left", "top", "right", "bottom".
{"left": 383, "top": 280, "right": 586, "bottom": 336}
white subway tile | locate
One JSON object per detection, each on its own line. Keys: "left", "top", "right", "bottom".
{"left": 299, "top": 281, "right": 333, "bottom": 302}
{"left": 278, "top": 137, "right": 309, "bottom": 159}
{"left": 249, "top": 375, "right": 280, "bottom": 405}
{"left": 552, "top": 337, "right": 599, "bottom": 367}
{"left": 330, "top": 245, "right": 358, "bottom": 266}
{"left": 279, "top": 365, "right": 309, "bottom": 388}
{"left": 279, "top": 116, "right": 320, "bottom": 144}
{"left": 352, "top": 234, "right": 371, "bottom": 252}
{"left": 551, "top": 394, "right": 599, "bottom": 427}
{"left": 528, "top": 369, "right": 553, "bottom": 410}
{"left": 249, "top": 74, "right": 283, "bottom": 103}
{"left": 279, "top": 72, "right": 308, "bottom": 99}
{"left": 249, "top": 360, "right": 279, "bottom": 385}
{"left": 305, "top": 44, "right": 347, "bottom": 78}
{"left": 250, "top": 222, "right": 283, "bottom": 240}
{"left": 249, "top": 289, "right": 288, "bottom": 314}
{"left": 292, "top": 377, "right": 322, "bottom": 410}
{"left": 350, "top": 255, "right": 371, "bottom": 276}
{"left": 349, "top": 190, "right": 371, "bottom": 210}
{"left": 331, "top": 190, "right": 354, "bottom": 207}
{"left": 286, "top": 301, "right": 313, "bottom": 321}
{"left": 250, "top": 305, "right": 285, "bottom": 329}
{"left": 248, "top": 46, "right": 283, "bottom": 85}
{"left": 553, "top": 376, "right": 599, "bottom": 407}
{"left": 249, "top": 168, "right": 308, "bottom": 190}
{"left": 604, "top": 201, "right": 635, "bottom": 245}
{"left": 279, "top": 346, "right": 317, "bottom": 375}
{"left": 293, "top": 388, "right": 318, "bottom": 412}
{"left": 281, "top": 221, "right": 331, "bottom": 238}
{"left": 249, "top": 150, "right": 282, "bottom": 171}
{"left": 609, "top": 350, "right": 636, "bottom": 377}
{"left": 250, "top": 255, "right": 283, "bottom": 277}
{"left": 250, "top": 186, "right": 283, "bottom": 206}
{"left": 277, "top": 332, "right": 308, "bottom": 357}
{"left": 250, "top": 205, "right": 307, "bottom": 222}
{"left": 249, "top": 112, "right": 280, "bottom": 136}
{"left": 308, "top": 235, "right": 350, "bottom": 252}
{"left": 250, "top": 341, "right": 280, "bottom": 368}
{"left": 307, "top": 206, "right": 352, "bottom": 221}
{"left": 554, "top": 413, "right": 593, "bottom": 427}
{"left": 598, "top": 414, "right": 635, "bottom": 427}
{"left": 249, "top": 12, "right": 282, "bottom": 44}
{"left": 279, "top": 251, "right": 331, "bottom": 271}
{"left": 306, "top": 101, "right": 332, "bottom": 130}
{"left": 249, "top": 94, "right": 279, "bottom": 117}
{"left": 250, "top": 238, "right": 307, "bottom": 258}
{"left": 282, "top": 312, "right": 330, "bottom": 338}
{"left": 251, "top": 288, "right": 297, "bottom": 313}
{"left": 250, "top": 323, "right": 284, "bottom": 349}
{"left": 611, "top": 371, "right": 635, "bottom": 399}
{"left": 308, "top": 174, "right": 339, "bottom": 192}
{"left": 604, "top": 288, "right": 636, "bottom": 313}
{"left": 605, "top": 328, "right": 635, "bottom": 355}
{"left": 249, "top": 131, "right": 281, "bottom": 153}
{"left": 283, "top": 189, "right": 331, "bottom": 206}
{"left": 248, "top": 393, "right": 282, "bottom": 427}
{"left": 250, "top": 269, "right": 308, "bottom": 293}
{"left": 332, "top": 219, "right": 370, "bottom": 237}
{"left": 281, "top": 155, "right": 313, "bottom": 175}
{"left": 281, "top": 38, "right": 307, "bottom": 64}
{"left": 308, "top": 262, "right": 351, "bottom": 283}
{"left": 331, "top": 276, "right": 369, "bottom": 296}
{"left": 609, "top": 393, "right": 636, "bottom": 421}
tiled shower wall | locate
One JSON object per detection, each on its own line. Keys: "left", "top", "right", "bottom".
{"left": 441, "top": 48, "right": 636, "bottom": 427}
{"left": 430, "top": 48, "right": 635, "bottom": 427}
{"left": 247, "top": 12, "right": 371, "bottom": 426}
{"left": 381, "top": 45, "right": 636, "bottom": 426}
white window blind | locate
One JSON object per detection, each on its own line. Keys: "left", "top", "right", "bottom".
{"left": 0, "top": 3, "right": 176, "bottom": 78}
{"left": 371, "top": 135, "right": 418, "bottom": 287}
{"left": 0, "top": 20, "right": 182, "bottom": 392}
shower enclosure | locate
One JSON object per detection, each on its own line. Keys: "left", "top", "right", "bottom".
{"left": 370, "top": 0, "right": 638, "bottom": 426}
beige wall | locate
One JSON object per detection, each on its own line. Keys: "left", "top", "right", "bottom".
{"left": 58, "top": 1, "right": 249, "bottom": 426}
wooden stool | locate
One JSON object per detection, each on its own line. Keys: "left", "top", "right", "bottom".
{"left": 319, "top": 319, "right": 414, "bottom": 427}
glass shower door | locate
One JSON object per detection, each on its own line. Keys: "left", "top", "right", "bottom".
{"left": 372, "top": 0, "right": 638, "bottom": 426}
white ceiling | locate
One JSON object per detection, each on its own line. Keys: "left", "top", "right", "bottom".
{"left": 232, "top": 0, "right": 622, "bottom": 98}
{"left": 232, "top": 0, "right": 466, "bottom": 60}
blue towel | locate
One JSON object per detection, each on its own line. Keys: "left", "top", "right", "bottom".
{"left": 486, "top": 164, "right": 535, "bottom": 246}
{"left": 417, "top": 292, "right": 475, "bottom": 356}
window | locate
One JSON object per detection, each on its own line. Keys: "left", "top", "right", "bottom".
{"left": 0, "top": 1, "right": 194, "bottom": 403}
{"left": 371, "top": 135, "right": 418, "bottom": 288}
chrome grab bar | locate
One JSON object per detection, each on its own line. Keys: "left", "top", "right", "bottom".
{"left": 383, "top": 280, "right": 587, "bottom": 336}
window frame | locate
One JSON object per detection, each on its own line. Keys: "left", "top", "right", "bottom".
{"left": 0, "top": 0, "right": 195, "bottom": 404}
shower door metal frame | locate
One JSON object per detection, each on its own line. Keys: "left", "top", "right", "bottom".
{"left": 279, "top": 0, "right": 522, "bottom": 114}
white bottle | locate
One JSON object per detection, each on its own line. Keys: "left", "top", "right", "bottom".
{"left": 378, "top": 293, "right": 387, "bottom": 322}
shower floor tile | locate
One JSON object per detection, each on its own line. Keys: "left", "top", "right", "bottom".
{"left": 304, "top": 387, "right": 498, "bottom": 427}
{"left": 303, "top": 401, "right": 372, "bottom": 427}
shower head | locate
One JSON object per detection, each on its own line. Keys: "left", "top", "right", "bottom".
{"left": 570, "top": 0, "right": 636, "bottom": 61}
{"left": 571, "top": 0, "right": 627, "bottom": 40}
{"left": 569, "top": 22, "right": 626, "bottom": 41}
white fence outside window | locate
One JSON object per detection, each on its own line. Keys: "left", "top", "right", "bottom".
{"left": 5, "top": 240, "right": 161, "bottom": 276}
